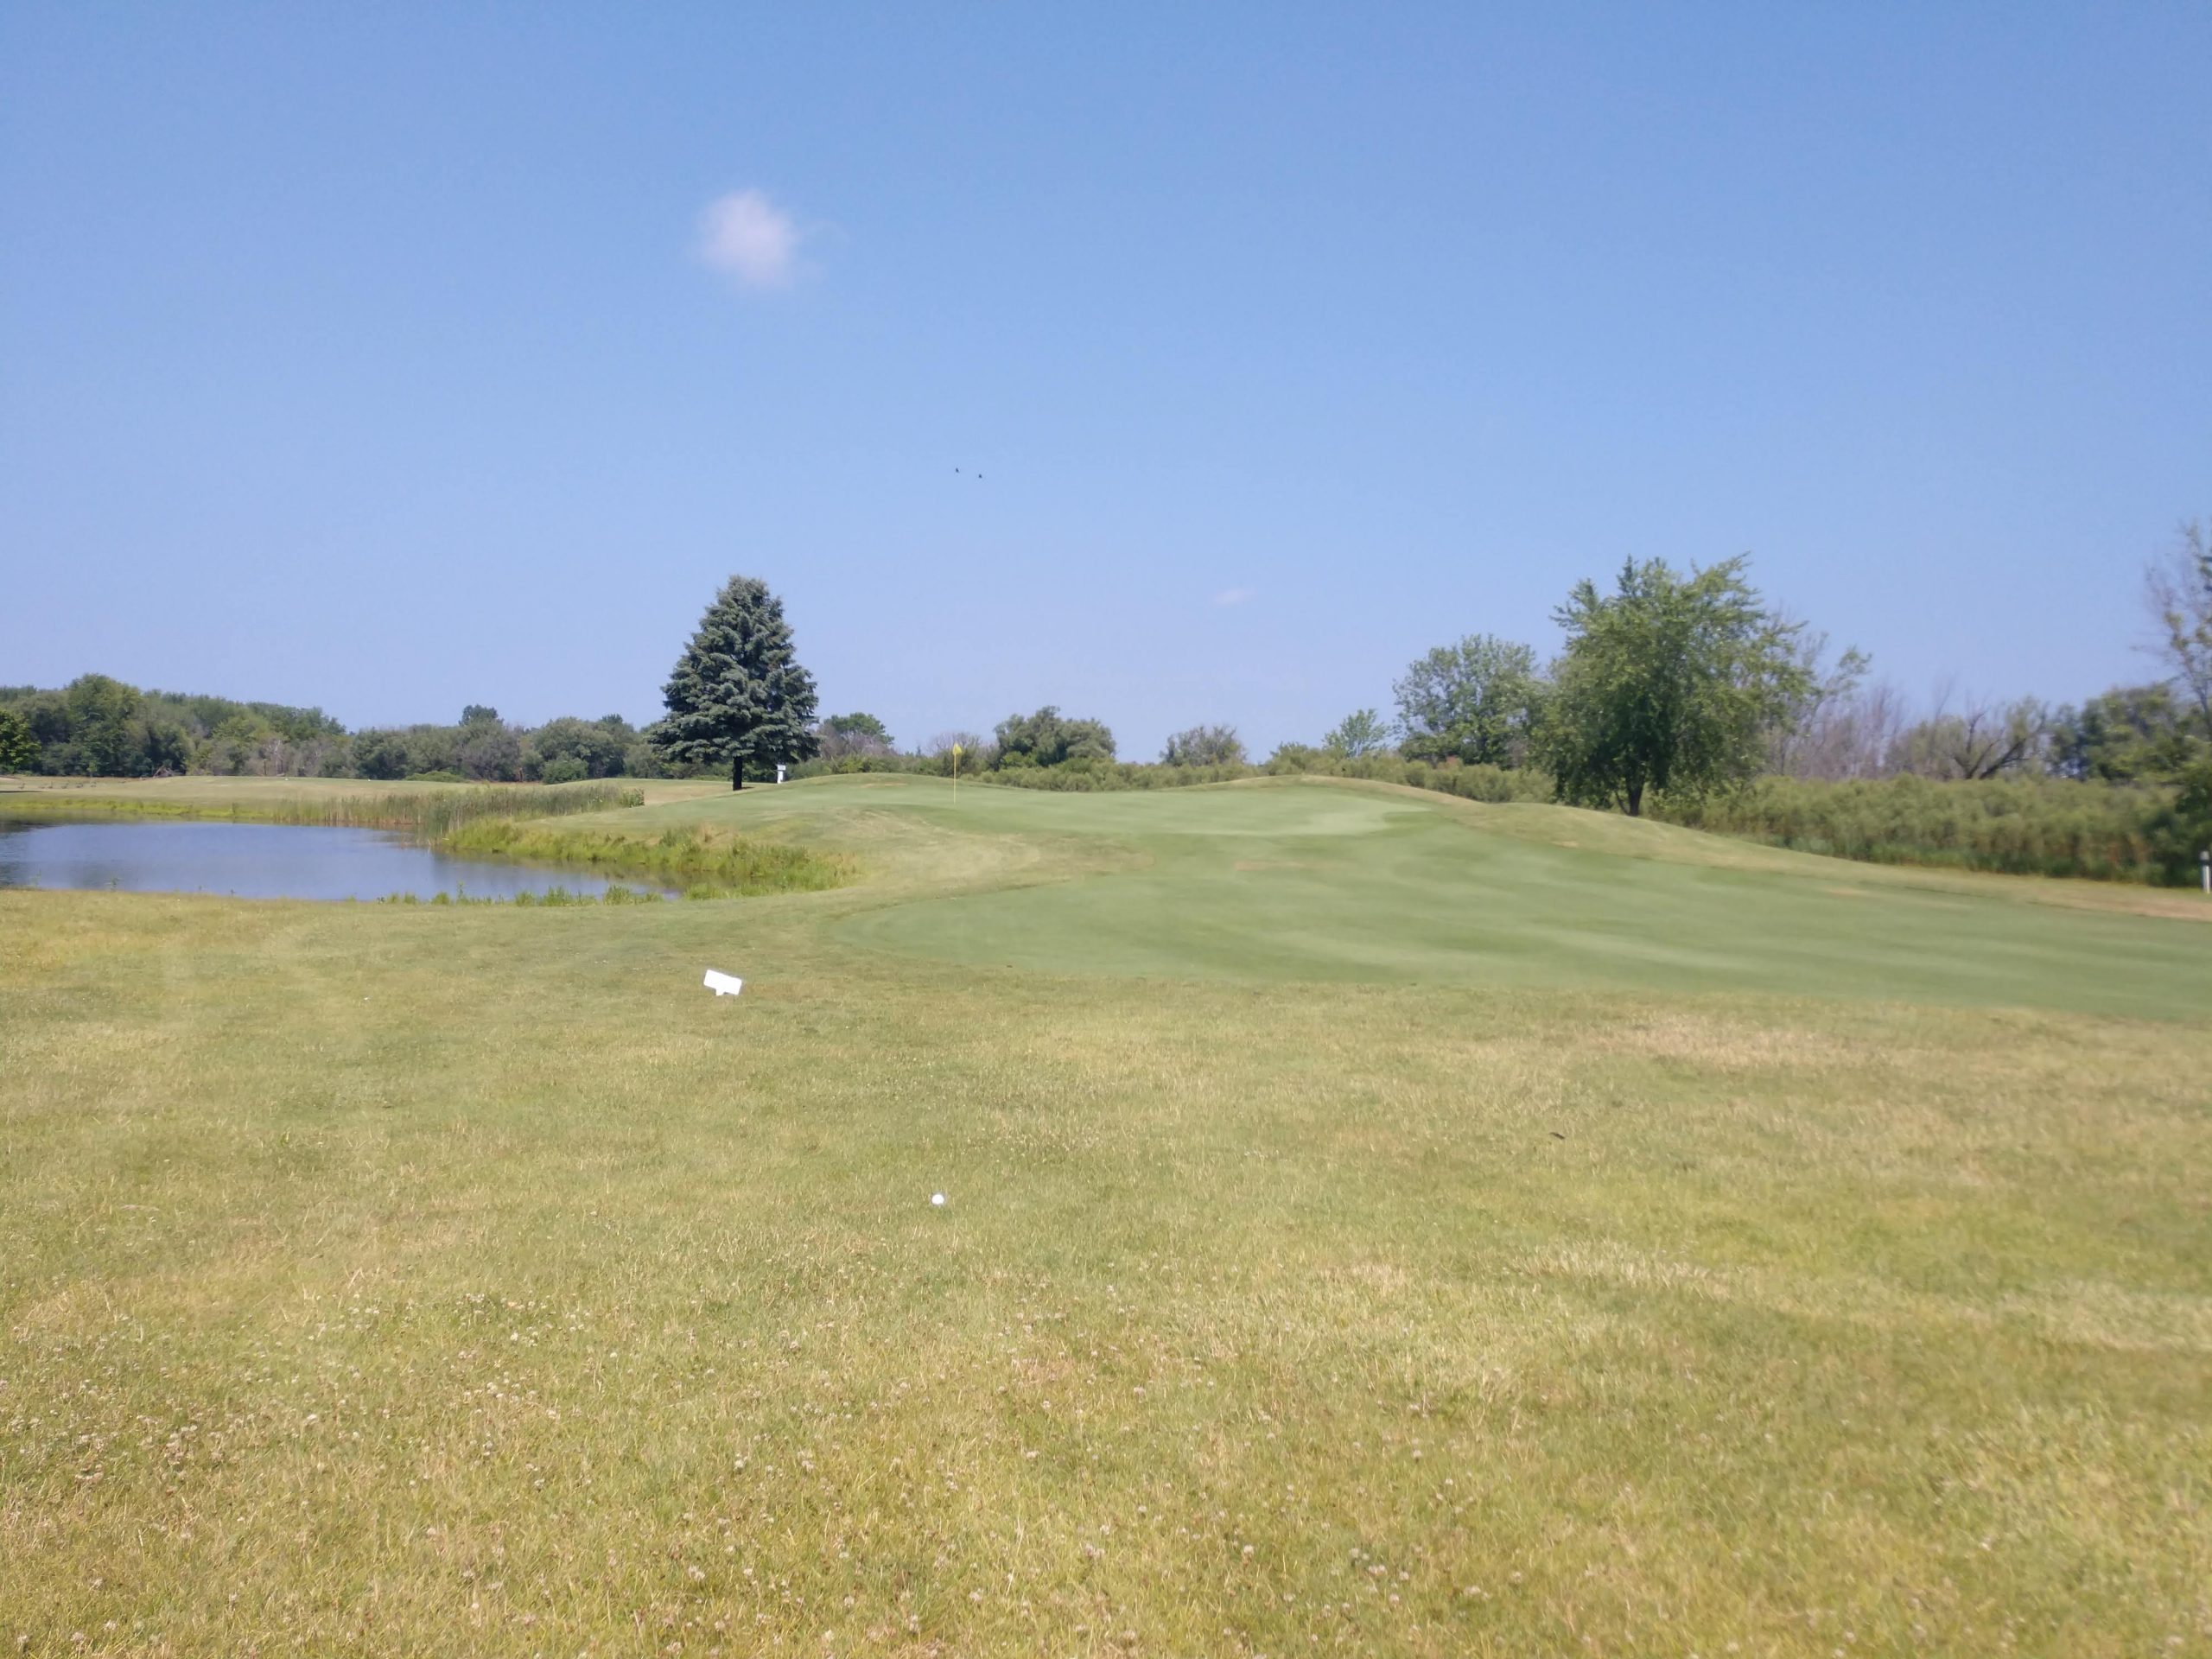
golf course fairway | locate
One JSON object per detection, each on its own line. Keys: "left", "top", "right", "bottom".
{"left": 3, "top": 774, "right": 2208, "bottom": 1656}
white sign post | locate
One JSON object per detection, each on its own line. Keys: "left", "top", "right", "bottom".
{"left": 702, "top": 969, "right": 744, "bottom": 997}
{"left": 776, "top": 763, "right": 787, "bottom": 785}
{"left": 2201, "top": 849, "right": 2209, "bottom": 895}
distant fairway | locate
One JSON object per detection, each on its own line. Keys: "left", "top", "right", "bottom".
{"left": 673, "top": 774, "right": 2212, "bottom": 1016}
{"left": 3, "top": 775, "right": 2208, "bottom": 1656}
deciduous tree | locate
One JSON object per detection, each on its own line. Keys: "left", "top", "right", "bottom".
{"left": 1538, "top": 557, "right": 1809, "bottom": 816}
{"left": 527, "top": 715, "right": 632, "bottom": 780}
{"left": 1160, "top": 724, "right": 1245, "bottom": 766}
{"left": 817, "top": 712, "right": 894, "bottom": 760}
{"left": 0, "top": 706, "right": 36, "bottom": 772}
{"left": 1392, "top": 635, "right": 1543, "bottom": 766}
{"left": 2049, "top": 683, "right": 2201, "bottom": 782}
{"left": 1322, "top": 709, "right": 1391, "bottom": 759}
{"left": 64, "top": 675, "right": 143, "bottom": 777}
{"left": 2145, "top": 518, "right": 2212, "bottom": 740}
{"left": 993, "top": 707, "right": 1116, "bottom": 767}
{"left": 1764, "top": 628, "right": 1872, "bottom": 778}
{"left": 1889, "top": 694, "right": 2048, "bottom": 780}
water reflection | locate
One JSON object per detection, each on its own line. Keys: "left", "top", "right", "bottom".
{"left": 0, "top": 817, "right": 674, "bottom": 902}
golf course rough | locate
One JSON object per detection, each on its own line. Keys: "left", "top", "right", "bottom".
{"left": 2, "top": 772, "right": 2207, "bottom": 1656}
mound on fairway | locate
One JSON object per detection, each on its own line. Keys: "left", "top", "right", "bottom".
{"left": 665, "top": 773, "right": 2212, "bottom": 1018}
{"left": 3, "top": 773, "right": 2208, "bottom": 1656}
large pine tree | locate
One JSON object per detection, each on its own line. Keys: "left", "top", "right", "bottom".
{"left": 653, "top": 576, "right": 821, "bottom": 788}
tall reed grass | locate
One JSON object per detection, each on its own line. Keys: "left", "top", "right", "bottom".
{"left": 441, "top": 818, "right": 855, "bottom": 897}
{"left": 250, "top": 782, "right": 645, "bottom": 834}
{"left": 372, "top": 884, "right": 663, "bottom": 906}
{"left": 0, "top": 780, "right": 643, "bottom": 833}
{"left": 1653, "top": 774, "right": 2178, "bottom": 883}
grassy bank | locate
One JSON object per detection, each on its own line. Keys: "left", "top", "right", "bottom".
{"left": 4, "top": 776, "right": 2209, "bottom": 1655}
{"left": 441, "top": 816, "right": 856, "bottom": 898}
{"left": 881, "top": 757, "right": 2209, "bottom": 888}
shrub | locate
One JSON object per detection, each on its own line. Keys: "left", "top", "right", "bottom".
{"left": 1261, "top": 748, "right": 1553, "bottom": 804}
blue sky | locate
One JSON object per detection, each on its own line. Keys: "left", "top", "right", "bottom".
{"left": 3, "top": 3, "right": 2208, "bottom": 756}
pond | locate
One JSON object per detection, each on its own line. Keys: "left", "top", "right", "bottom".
{"left": 0, "top": 817, "right": 675, "bottom": 902}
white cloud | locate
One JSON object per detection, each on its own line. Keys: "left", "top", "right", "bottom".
{"left": 1211, "top": 587, "right": 1255, "bottom": 607}
{"left": 697, "top": 189, "right": 803, "bottom": 289}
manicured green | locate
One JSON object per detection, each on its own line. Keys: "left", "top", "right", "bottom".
{"left": 3, "top": 774, "right": 2208, "bottom": 1656}
{"left": 806, "top": 779, "right": 2210, "bottom": 1017}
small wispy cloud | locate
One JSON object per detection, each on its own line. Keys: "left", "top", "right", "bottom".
{"left": 1211, "top": 587, "right": 1255, "bottom": 607}
{"left": 697, "top": 188, "right": 804, "bottom": 289}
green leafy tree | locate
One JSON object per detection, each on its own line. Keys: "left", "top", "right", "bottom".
{"left": 528, "top": 715, "right": 632, "bottom": 779}
{"left": 456, "top": 720, "right": 524, "bottom": 782}
{"left": 64, "top": 674, "right": 144, "bottom": 776}
{"left": 2050, "top": 683, "right": 2202, "bottom": 781}
{"left": 0, "top": 706, "right": 36, "bottom": 772}
{"left": 1160, "top": 724, "right": 1245, "bottom": 766}
{"left": 817, "top": 712, "right": 894, "bottom": 760}
{"left": 1392, "top": 635, "right": 1544, "bottom": 765}
{"left": 993, "top": 707, "right": 1116, "bottom": 766}
{"left": 653, "top": 575, "right": 821, "bottom": 788}
{"left": 140, "top": 721, "right": 192, "bottom": 775}
{"left": 352, "top": 728, "right": 412, "bottom": 781}
{"left": 2147, "top": 760, "right": 2212, "bottom": 885}
{"left": 1322, "top": 708, "right": 1391, "bottom": 759}
{"left": 1538, "top": 557, "right": 1811, "bottom": 817}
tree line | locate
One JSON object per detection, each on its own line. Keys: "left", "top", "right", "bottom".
{"left": 914, "top": 525, "right": 2212, "bottom": 817}
{"left": 764, "top": 527, "right": 2212, "bottom": 882}
{"left": 1295, "top": 530, "right": 2211, "bottom": 810}
{"left": 7, "top": 527, "right": 2207, "bottom": 878}
{"left": 0, "top": 679, "right": 664, "bottom": 785}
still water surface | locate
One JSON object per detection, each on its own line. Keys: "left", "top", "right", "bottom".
{"left": 0, "top": 817, "right": 669, "bottom": 901}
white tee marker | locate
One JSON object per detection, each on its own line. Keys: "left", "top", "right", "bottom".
{"left": 703, "top": 969, "right": 744, "bottom": 997}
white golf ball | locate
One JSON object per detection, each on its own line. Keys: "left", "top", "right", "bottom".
{"left": 931, "top": 1192, "right": 946, "bottom": 1206}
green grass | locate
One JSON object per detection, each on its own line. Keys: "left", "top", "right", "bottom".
{"left": 3, "top": 774, "right": 2209, "bottom": 1656}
